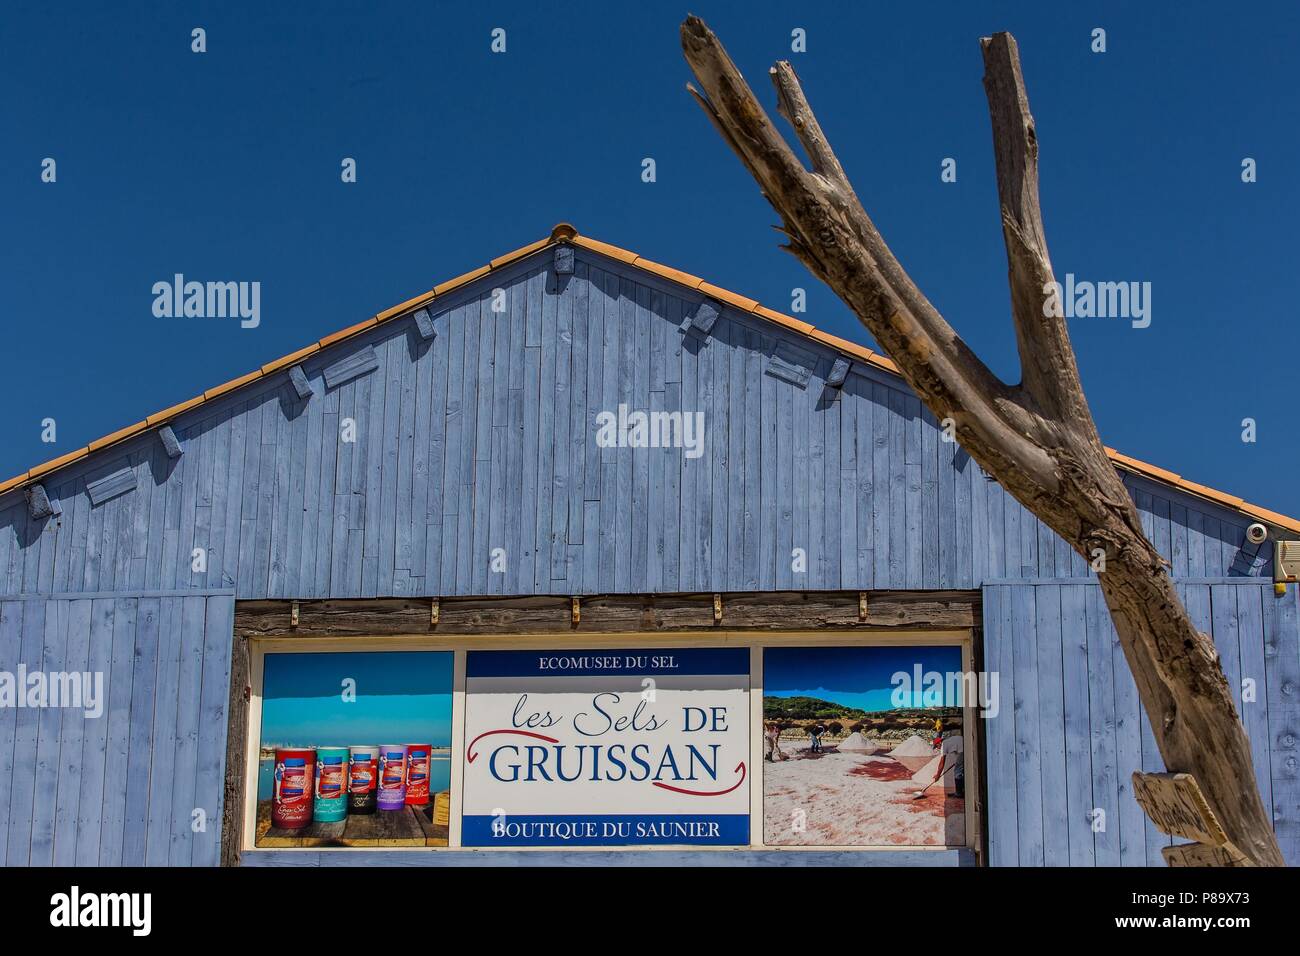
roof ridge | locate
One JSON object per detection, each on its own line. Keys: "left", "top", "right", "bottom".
{"left": 3, "top": 224, "right": 1296, "bottom": 536}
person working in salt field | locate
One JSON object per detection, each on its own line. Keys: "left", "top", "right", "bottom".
{"left": 764, "top": 721, "right": 784, "bottom": 761}
{"left": 809, "top": 723, "right": 825, "bottom": 754}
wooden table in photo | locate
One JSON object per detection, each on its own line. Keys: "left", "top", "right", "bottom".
{"left": 256, "top": 791, "right": 450, "bottom": 847}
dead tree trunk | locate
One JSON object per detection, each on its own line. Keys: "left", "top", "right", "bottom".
{"left": 680, "top": 16, "right": 1283, "bottom": 866}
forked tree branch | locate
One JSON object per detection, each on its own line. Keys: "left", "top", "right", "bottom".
{"left": 680, "top": 16, "right": 1058, "bottom": 493}
{"left": 980, "top": 33, "right": 1091, "bottom": 426}
{"left": 680, "top": 14, "right": 1285, "bottom": 867}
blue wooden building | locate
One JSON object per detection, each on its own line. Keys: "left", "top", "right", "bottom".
{"left": 1, "top": 224, "right": 1296, "bottom": 867}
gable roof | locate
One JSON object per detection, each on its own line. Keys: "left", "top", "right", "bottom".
{"left": 3, "top": 223, "right": 1297, "bottom": 534}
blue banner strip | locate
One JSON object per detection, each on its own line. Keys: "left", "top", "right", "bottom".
{"left": 465, "top": 647, "right": 749, "bottom": 679}
{"left": 461, "top": 814, "right": 750, "bottom": 846}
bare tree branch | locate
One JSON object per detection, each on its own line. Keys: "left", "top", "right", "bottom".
{"left": 980, "top": 33, "right": 1089, "bottom": 425}
{"left": 680, "top": 15, "right": 1057, "bottom": 493}
{"left": 681, "top": 15, "right": 1285, "bottom": 867}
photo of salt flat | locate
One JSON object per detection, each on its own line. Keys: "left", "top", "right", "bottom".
{"left": 763, "top": 646, "right": 965, "bottom": 846}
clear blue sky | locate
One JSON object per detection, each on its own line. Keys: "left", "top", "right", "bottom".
{"left": 4, "top": 1, "right": 1296, "bottom": 515}
{"left": 766, "top": 645, "right": 964, "bottom": 712}
{"left": 260, "top": 651, "right": 452, "bottom": 747}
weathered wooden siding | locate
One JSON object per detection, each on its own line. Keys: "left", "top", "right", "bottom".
{"left": 0, "top": 590, "right": 233, "bottom": 866}
{"left": 0, "top": 246, "right": 1278, "bottom": 599}
{"left": 984, "top": 580, "right": 1299, "bottom": 866}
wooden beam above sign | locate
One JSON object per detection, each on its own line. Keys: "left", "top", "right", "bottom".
{"left": 234, "top": 589, "right": 981, "bottom": 637}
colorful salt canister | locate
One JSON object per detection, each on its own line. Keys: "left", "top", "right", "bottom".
{"left": 377, "top": 744, "right": 408, "bottom": 810}
{"left": 348, "top": 745, "right": 379, "bottom": 814}
{"left": 313, "top": 746, "right": 349, "bottom": 822}
{"left": 271, "top": 748, "right": 315, "bottom": 829}
{"left": 405, "top": 744, "right": 432, "bottom": 806}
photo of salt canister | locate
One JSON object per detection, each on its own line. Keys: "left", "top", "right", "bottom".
{"left": 377, "top": 744, "right": 408, "bottom": 810}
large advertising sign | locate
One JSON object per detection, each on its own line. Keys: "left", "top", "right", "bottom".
{"left": 461, "top": 648, "right": 750, "bottom": 846}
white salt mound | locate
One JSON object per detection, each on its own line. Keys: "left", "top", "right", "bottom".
{"left": 911, "top": 753, "right": 944, "bottom": 785}
{"left": 836, "top": 732, "right": 880, "bottom": 753}
{"left": 889, "top": 734, "right": 938, "bottom": 772}
{"left": 889, "top": 734, "right": 936, "bottom": 757}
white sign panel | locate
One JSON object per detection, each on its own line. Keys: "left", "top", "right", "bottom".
{"left": 461, "top": 648, "right": 750, "bottom": 846}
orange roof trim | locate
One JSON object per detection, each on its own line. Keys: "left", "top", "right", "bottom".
{"left": 2, "top": 224, "right": 1296, "bottom": 535}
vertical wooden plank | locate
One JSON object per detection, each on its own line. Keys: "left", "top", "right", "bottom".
{"left": 517, "top": 293, "right": 543, "bottom": 594}
{"left": 424, "top": 305, "right": 450, "bottom": 596}
{"left": 74, "top": 598, "right": 113, "bottom": 865}
{"left": 663, "top": 379, "right": 683, "bottom": 592}
{"left": 1059, "top": 585, "right": 1095, "bottom": 865}
{"left": 535, "top": 280, "right": 558, "bottom": 591}
{"left": 1186, "top": 507, "right": 1206, "bottom": 577}
{"left": 221, "top": 405, "right": 248, "bottom": 592}
{"left": 728, "top": 329, "right": 748, "bottom": 591}
{"left": 455, "top": 297, "right": 482, "bottom": 596}
{"left": 1011, "top": 585, "right": 1044, "bottom": 864}
{"left": 1235, "top": 585, "right": 1272, "bottom": 817}
{"left": 0, "top": 602, "right": 23, "bottom": 862}
{"left": 648, "top": 389, "right": 666, "bottom": 592}
{"left": 773, "top": 364, "right": 793, "bottom": 590}
{"left": 871, "top": 382, "right": 890, "bottom": 587}
{"left": 375, "top": 337, "right": 403, "bottom": 597}
{"left": 121, "top": 596, "right": 160, "bottom": 864}
{"left": 52, "top": 599, "right": 92, "bottom": 865}
{"left": 439, "top": 304, "right": 466, "bottom": 594}
{"left": 707, "top": 326, "right": 731, "bottom": 591}
{"left": 629, "top": 283, "right": 651, "bottom": 589}
{"left": 97, "top": 597, "right": 138, "bottom": 865}
{"left": 282, "top": 388, "right": 311, "bottom": 597}
{"left": 144, "top": 598, "right": 181, "bottom": 865}
{"left": 583, "top": 267, "right": 607, "bottom": 542}
{"left": 5, "top": 606, "right": 44, "bottom": 868}
{"left": 970, "top": 446, "right": 988, "bottom": 586}
{"left": 1264, "top": 585, "right": 1300, "bottom": 865}
{"left": 394, "top": 328, "right": 420, "bottom": 591}
{"left": 192, "top": 596, "right": 233, "bottom": 866}
{"left": 1035, "top": 584, "right": 1069, "bottom": 865}
{"left": 984, "top": 586, "right": 1019, "bottom": 866}
{"left": 852, "top": 379, "right": 873, "bottom": 588}
{"left": 1111, "top": 587, "right": 1146, "bottom": 866}
{"left": 550, "top": 272, "right": 575, "bottom": 584}
{"left": 837, "top": 378, "right": 857, "bottom": 590}
{"left": 687, "top": 295, "right": 708, "bottom": 592}
{"left": 797, "top": 361, "right": 817, "bottom": 589}
{"left": 1085, "top": 584, "right": 1120, "bottom": 865}
{"left": 168, "top": 595, "right": 205, "bottom": 865}
{"left": 1169, "top": 502, "right": 1189, "bottom": 578}
{"left": 27, "top": 600, "right": 68, "bottom": 865}
{"left": 888, "top": 389, "right": 907, "bottom": 589}
{"left": 296, "top": 367, "right": 324, "bottom": 595}
{"left": 758, "top": 343, "right": 777, "bottom": 589}
{"left": 1036, "top": 516, "right": 1056, "bottom": 579}
{"left": 1212, "top": 584, "right": 1244, "bottom": 712}
{"left": 568, "top": 264, "right": 592, "bottom": 552}
{"left": 822, "top": 365, "right": 840, "bottom": 589}
{"left": 922, "top": 407, "right": 939, "bottom": 588}
{"left": 939, "top": 426, "right": 958, "bottom": 588}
